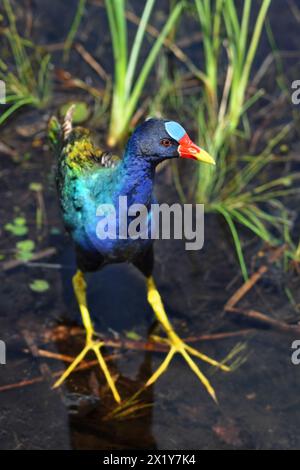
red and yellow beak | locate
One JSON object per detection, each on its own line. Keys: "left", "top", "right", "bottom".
{"left": 178, "top": 133, "right": 215, "bottom": 165}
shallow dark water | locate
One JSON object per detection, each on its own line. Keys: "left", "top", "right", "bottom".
{"left": 1, "top": 0, "right": 300, "bottom": 450}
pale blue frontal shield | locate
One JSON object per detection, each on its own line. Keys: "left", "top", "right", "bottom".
{"left": 165, "top": 121, "right": 186, "bottom": 142}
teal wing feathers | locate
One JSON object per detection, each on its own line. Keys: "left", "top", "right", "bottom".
{"left": 47, "top": 107, "right": 121, "bottom": 250}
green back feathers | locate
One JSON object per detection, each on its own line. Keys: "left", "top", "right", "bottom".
{"left": 48, "top": 107, "right": 120, "bottom": 175}
{"left": 48, "top": 112, "right": 100, "bottom": 173}
{"left": 64, "top": 128, "right": 103, "bottom": 172}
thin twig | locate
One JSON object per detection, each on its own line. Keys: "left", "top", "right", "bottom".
{"left": 1, "top": 247, "right": 56, "bottom": 272}
{"left": 25, "top": 262, "right": 63, "bottom": 269}
{"left": 184, "top": 329, "right": 253, "bottom": 342}
{"left": 0, "top": 352, "right": 120, "bottom": 393}
{"left": 225, "top": 245, "right": 286, "bottom": 310}
{"left": 75, "top": 42, "right": 108, "bottom": 81}
{"left": 23, "top": 348, "right": 80, "bottom": 363}
{"left": 54, "top": 68, "right": 104, "bottom": 98}
{"left": 226, "top": 307, "right": 300, "bottom": 335}
{"left": 36, "top": 325, "right": 253, "bottom": 352}
{"left": 42, "top": 42, "right": 65, "bottom": 52}
{"left": 0, "top": 141, "right": 18, "bottom": 159}
{"left": 224, "top": 245, "right": 299, "bottom": 334}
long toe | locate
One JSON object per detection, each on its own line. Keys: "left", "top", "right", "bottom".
{"left": 180, "top": 347, "right": 218, "bottom": 403}
{"left": 146, "top": 334, "right": 229, "bottom": 402}
{"left": 52, "top": 344, "right": 89, "bottom": 389}
{"left": 92, "top": 343, "right": 121, "bottom": 404}
{"left": 146, "top": 347, "right": 176, "bottom": 387}
{"left": 53, "top": 340, "right": 121, "bottom": 403}
{"left": 185, "top": 344, "right": 231, "bottom": 372}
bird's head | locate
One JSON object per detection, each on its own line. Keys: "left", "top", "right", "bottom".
{"left": 127, "top": 118, "right": 215, "bottom": 166}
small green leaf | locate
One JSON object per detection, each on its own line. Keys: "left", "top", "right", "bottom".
{"left": 13, "top": 226, "right": 28, "bottom": 236}
{"left": 17, "top": 251, "right": 34, "bottom": 261}
{"left": 60, "top": 102, "right": 90, "bottom": 124}
{"left": 16, "top": 240, "right": 35, "bottom": 261}
{"left": 29, "top": 182, "right": 43, "bottom": 192}
{"left": 16, "top": 240, "right": 35, "bottom": 252}
{"left": 14, "top": 217, "right": 26, "bottom": 226}
{"left": 29, "top": 279, "right": 50, "bottom": 293}
{"left": 4, "top": 216, "right": 29, "bottom": 236}
{"left": 5, "top": 223, "right": 28, "bottom": 236}
{"left": 125, "top": 330, "right": 142, "bottom": 341}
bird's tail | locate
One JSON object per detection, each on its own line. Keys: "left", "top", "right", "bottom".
{"left": 48, "top": 105, "right": 75, "bottom": 156}
{"left": 62, "top": 104, "right": 75, "bottom": 141}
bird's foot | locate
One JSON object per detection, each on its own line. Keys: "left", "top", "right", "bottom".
{"left": 146, "top": 331, "right": 230, "bottom": 403}
{"left": 52, "top": 336, "right": 121, "bottom": 403}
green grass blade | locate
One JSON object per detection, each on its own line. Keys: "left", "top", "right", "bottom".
{"left": 0, "top": 98, "right": 35, "bottom": 125}
{"left": 217, "top": 205, "right": 248, "bottom": 280}
{"left": 125, "top": 0, "right": 156, "bottom": 96}
{"left": 123, "top": 2, "right": 183, "bottom": 130}
{"left": 240, "top": 0, "right": 271, "bottom": 98}
{"left": 238, "top": 0, "right": 251, "bottom": 68}
{"left": 63, "top": 0, "right": 87, "bottom": 61}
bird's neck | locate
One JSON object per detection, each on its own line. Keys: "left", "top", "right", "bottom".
{"left": 115, "top": 147, "right": 156, "bottom": 208}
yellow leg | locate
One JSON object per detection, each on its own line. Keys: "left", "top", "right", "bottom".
{"left": 53, "top": 270, "right": 121, "bottom": 404}
{"left": 146, "top": 276, "right": 230, "bottom": 402}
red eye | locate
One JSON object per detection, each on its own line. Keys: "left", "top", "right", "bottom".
{"left": 161, "top": 139, "right": 172, "bottom": 147}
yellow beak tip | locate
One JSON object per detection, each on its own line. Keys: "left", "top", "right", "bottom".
{"left": 196, "top": 151, "right": 216, "bottom": 166}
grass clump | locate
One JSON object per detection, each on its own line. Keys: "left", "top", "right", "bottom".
{"left": 104, "top": 0, "right": 184, "bottom": 147}
{"left": 176, "top": 0, "right": 300, "bottom": 278}
{"left": 0, "top": 0, "right": 52, "bottom": 125}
